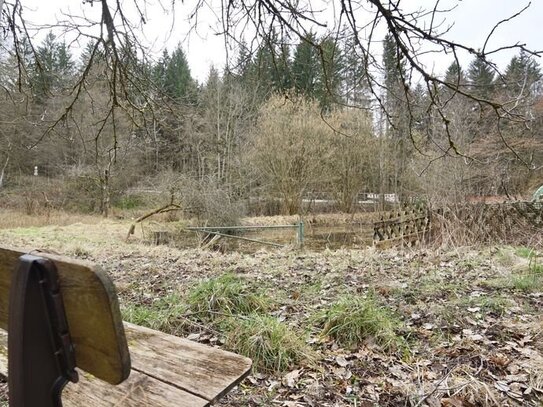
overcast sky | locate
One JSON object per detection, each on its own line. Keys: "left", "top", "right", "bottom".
{"left": 14, "top": 0, "right": 543, "bottom": 83}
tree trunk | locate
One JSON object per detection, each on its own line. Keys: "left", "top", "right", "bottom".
{"left": 0, "top": 155, "right": 9, "bottom": 189}
{"left": 101, "top": 169, "right": 110, "bottom": 218}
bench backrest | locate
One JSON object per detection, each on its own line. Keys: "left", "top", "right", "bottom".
{"left": 0, "top": 247, "right": 130, "bottom": 384}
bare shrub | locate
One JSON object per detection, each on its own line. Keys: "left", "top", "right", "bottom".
{"left": 432, "top": 203, "right": 543, "bottom": 248}
{"left": 247, "top": 94, "right": 333, "bottom": 215}
{"left": 144, "top": 171, "right": 246, "bottom": 227}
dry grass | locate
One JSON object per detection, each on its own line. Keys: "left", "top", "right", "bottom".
{"left": 0, "top": 209, "right": 102, "bottom": 230}
{"left": 242, "top": 211, "right": 378, "bottom": 227}
{"left": 2, "top": 210, "right": 543, "bottom": 406}
{"left": 0, "top": 216, "right": 132, "bottom": 258}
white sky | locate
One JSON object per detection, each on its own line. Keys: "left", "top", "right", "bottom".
{"left": 12, "top": 0, "right": 543, "bottom": 83}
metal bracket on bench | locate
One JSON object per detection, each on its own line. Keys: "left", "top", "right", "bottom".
{"left": 8, "top": 254, "right": 79, "bottom": 407}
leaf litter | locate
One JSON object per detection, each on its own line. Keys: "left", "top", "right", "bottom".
{"left": 1, "top": 224, "right": 542, "bottom": 406}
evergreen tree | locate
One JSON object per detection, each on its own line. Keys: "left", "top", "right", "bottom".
{"left": 234, "top": 40, "right": 253, "bottom": 81}
{"left": 382, "top": 33, "right": 406, "bottom": 96}
{"left": 80, "top": 40, "right": 105, "bottom": 68}
{"left": 316, "top": 36, "right": 343, "bottom": 110}
{"left": 274, "top": 42, "right": 292, "bottom": 92}
{"left": 152, "top": 49, "right": 170, "bottom": 91}
{"left": 164, "top": 44, "right": 195, "bottom": 102}
{"left": 467, "top": 56, "right": 495, "bottom": 99}
{"left": 441, "top": 60, "right": 467, "bottom": 101}
{"left": 292, "top": 33, "right": 319, "bottom": 97}
{"left": 444, "top": 61, "right": 465, "bottom": 87}
{"left": 33, "top": 32, "right": 58, "bottom": 97}
{"left": 30, "top": 32, "right": 74, "bottom": 98}
{"left": 341, "top": 34, "right": 369, "bottom": 107}
{"left": 252, "top": 42, "right": 275, "bottom": 94}
{"left": 381, "top": 32, "right": 410, "bottom": 201}
{"left": 55, "top": 42, "right": 74, "bottom": 81}
{"left": 503, "top": 51, "right": 541, "bottom": 97}
{"left": 381, "top": 32, "right": 408, "bottom": 133}
{"left": 251, "top": 33, "right": 291, "bottom": 96}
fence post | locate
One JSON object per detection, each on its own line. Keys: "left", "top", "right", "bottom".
{"left": 297, "top": 221, "right": 304, "bottom": 248}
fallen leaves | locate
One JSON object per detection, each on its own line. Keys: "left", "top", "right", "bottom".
{"left": 3, "top": 222, "right": 543, "bottom": 406}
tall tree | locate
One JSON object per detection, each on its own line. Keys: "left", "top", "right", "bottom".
{"left": 30, "top": 32, "right": 74, "bottom": 99}
{"left": 467, "top": 56, "right": 495, "bottom": 100}
{"left": 381, "top": 33, "right": 410, "bottom": 202}
{"left": 503, "top": 51, "right": 541, "bottom": 98}
{"left": 292, "top": 33, "right": 320, "bottom": 98}
{"left": 316, "top": 36, "right": 344, "bottom": 110}
{"left": 164, "top": 44, "right": 195, "bottom": 102}
{"left": 382, "top": 33, "right": 406, "bottom": 98}
{"left": 341, "top": 34, "right": 370, "bottom": 108}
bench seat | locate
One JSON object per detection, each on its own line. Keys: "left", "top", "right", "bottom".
{"left": 0, "top": 322, "right": 252, "bottom": 406}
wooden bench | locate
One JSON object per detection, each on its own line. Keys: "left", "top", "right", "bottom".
{"left": 0, "top": 247, "right": 252, "bottom": 406}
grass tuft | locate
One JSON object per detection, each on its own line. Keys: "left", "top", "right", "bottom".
{"left": 515, "top": 246, "right": 536, "bottom": 259}
{"left": 187, "top": 274, "right": 271, "bottom": 322}
{"left": 224, "top": 315, "right": 311, "bottom": 373}
{"left": 122, "top": 294, "right": 188, "bottom": 335}
{"left": 317, "top": 294, "right": 405, "bottom": 352}
{"left": 512, "top": 274, "right": 543, "bottom": 292}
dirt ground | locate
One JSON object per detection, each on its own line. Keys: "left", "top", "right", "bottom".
{"left": 1, "top": 218, "right": 543, "bottom": 406}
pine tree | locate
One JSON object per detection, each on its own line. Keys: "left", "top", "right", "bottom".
{"left": 381, "top": 33, "right": 408, "bottom": 133}
{"left": 503, "top": 51, "right": 541, "bottom": 98}
{"left": 250, "top": 33, "right": 291, "bottom": 96}
{"left": 30, "top": 32, "right": 75, "bottom": 98}
{"left": 274, "top": 42, "right": 292, "bottom": 92}
{"left": 152, "top": 49, "right": 170, "bottom": 91}
{"left": 444, "top": 61, "right": 465, "bottom": 87}
{"left": 292, "top": 33, "right": 319, "bottom": 97}
{"left": 80, "top": 40, "right": 105, "bottom": 67}
{"left": 234, "top": 40, "right": 253, "bottom": 81}
{"left": 164, "top": 44, "right": 195, "bottom": 102}
{"left": 382, "top": 33, "right": 406, "bottom": 97}
{"left": 33, "top": 32, "right": 58, "bottom": 97}
{"left": 441, "top": 60, "right": 467, "bottom": 101}
{"left": 381, "top": 32, "right": 410, "bottom": 202}
{"left": 467, "top": 56, "right": 495, "bottom": 99}
{"left": 341, "top": 34, "right": 369, "bottom": 107}
{"left": 316, "top": 36, "right": 343, "bottom": 110}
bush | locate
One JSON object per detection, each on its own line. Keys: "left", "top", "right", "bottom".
{"left": 224, "top": 315, "right": 312, "bottom": 373}
{"left": 142, "top": 171, "right": 246, "bottom": 228}
{"left": 187, "top": 274, "right": 270, "bottom": 322}
{"left": 317, "top": 294, "right": 404, "bottom": 352}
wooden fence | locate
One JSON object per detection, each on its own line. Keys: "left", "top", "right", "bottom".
{"left": 373, "top": 206, "right": 432, "bottom": 248}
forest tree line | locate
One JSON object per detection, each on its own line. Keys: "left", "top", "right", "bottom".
{"left": 0, "top": 30, "right": 542, "bottom": 218}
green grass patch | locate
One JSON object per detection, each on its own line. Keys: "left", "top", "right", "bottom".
{"left": 512, "top": 274, "right": 543, "bottom": 292}
{"left": 482, "top": 273, "right": 543, "bottom": 293}
{"left": 224, "top": 315, "right": 312, "bottom": 373}
{"left": 187, "top": 274, "right": 271, "bottom": 322}
{"left": 515, "top": 246, "right": 535, "bottom": 259}
{"left": 122, "top": 293, "right": 188, "bottom": 335}
{"left": 317, "top": 294, "right": 405, "bottom": 352}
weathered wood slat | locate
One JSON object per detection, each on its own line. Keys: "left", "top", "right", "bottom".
{"left": 0, "top": 247, "right": 130, "bottom": 384}
{"left": 0, "top": 330, "right": 208, "bottom": 407}
{"left": 125, "top": 322, "right": 252, "bottom": 402}
{"left": 0, "top": 323, "right": 252, "bottom": 406}
{"left": 63, "top": 370, "right": 208, "bottom": 407}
